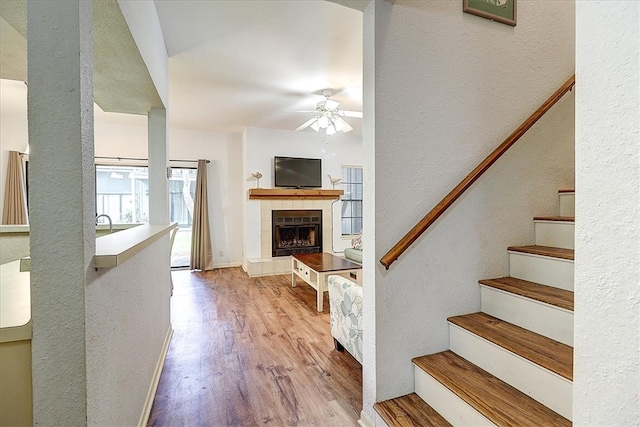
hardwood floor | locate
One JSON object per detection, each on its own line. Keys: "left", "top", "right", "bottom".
{"left": 148, "top": 268, "right": 362, "bottom": 426}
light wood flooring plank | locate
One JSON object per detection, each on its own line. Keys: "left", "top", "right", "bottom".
{"left": 374, "top": 393, "right": 452, "bottom": 427}
{"left": 479, "top": 276, "right": 574, "bottom": 311}
{"left": 508, "top": 245, "right": 574, "bottom": 260}
{"left": 148, "top": 268, "right": 362, "bottom": 426}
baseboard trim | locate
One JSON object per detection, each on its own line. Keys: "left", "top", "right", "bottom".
{"left": 138, "top": 326, "right": 173, "bottom": 427}
{"left": 213, "top": 262, "right": 243, "bottom": 269}
{"left": 358, "top": 410, "right": 375, "bottom": 427}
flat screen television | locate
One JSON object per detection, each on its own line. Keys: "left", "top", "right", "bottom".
{"left": 274, "top": 156, "right": 322, "bottom": 188}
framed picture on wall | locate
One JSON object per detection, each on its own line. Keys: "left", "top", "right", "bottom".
{"left": 463, "top": 0, "right": 517, "bottom": 27}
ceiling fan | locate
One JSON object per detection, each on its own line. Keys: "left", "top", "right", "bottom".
{"left": 294, "top": 90, "right": 363, "bottom": 135}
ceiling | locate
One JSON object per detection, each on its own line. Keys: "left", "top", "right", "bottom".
{"left": 0, "top": 1, "right": 363, "bottom": 136}
{"left": 154, "top": 0, "right": 364, "bottom": 134}
{"left": 0, "top": 0, "right": 164, "bottom": 115}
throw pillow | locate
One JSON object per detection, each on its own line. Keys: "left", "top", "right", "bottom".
{"left": 351, "top": 232, "right": 363, "bottom": 250}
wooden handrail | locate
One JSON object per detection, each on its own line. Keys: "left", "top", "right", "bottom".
{"left": 380, "top": 75, "right": 575, "bottom": 270}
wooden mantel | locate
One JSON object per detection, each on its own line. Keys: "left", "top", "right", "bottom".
{"left": 248, "top": 188, "right": 343, "bottom": 200}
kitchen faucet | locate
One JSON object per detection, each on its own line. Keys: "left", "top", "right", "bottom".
{"left": 95, "top": 214, "right": 113, "bottom": 234}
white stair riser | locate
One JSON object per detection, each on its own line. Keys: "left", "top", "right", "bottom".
{"left": 535, "top": 221, "right": 575, "bottom": 249}
{"left": 480, "top": 285, "right": 574, "bottom": 346}
{"left": 509, "top": 252, "right": 574, "bottom": 291}
{"left": 559, "top": 193, "right": 575, "bottom": 217}
{"left": 449, "top": 324, "right": 573, "bottom": 421}
{"left": 414, "top": 365, "right": 494, "bottom": 426}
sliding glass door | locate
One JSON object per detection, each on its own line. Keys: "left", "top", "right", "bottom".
{"left": 95, "top": 165, "right": 197, "bottom": 267}
{"left": 169, "top": 168, "right": 197, "bottom": 267}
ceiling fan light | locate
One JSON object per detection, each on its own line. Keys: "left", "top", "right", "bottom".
{"left": 333, "top": 117, "right": 346, "bottom": 131}
{"left": 317, "top": 115, "right": 329, "bottom": 128}
{"left": 326, "top": 124, "right": 337, "bottom": 136}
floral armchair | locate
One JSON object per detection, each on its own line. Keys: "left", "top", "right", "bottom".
{"left": 328, "top": 275, "right": 363, "bottom": 364}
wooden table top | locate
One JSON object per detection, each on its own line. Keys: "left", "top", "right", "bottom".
{"left": 292, "top": 252, "right": 362, "bottom": 273}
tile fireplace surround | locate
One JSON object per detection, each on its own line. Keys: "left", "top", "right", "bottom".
{"left": 244, "top": 190, "right": 341, "bottom": 277}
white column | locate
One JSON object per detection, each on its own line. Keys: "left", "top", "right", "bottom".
{"left": 26, "top": 0, "right": 94, "bottom": 424}
{"left": 361, "top": 0, "right": 378, "bottom": 424}
{"left": 148, "top": 107, "right": 169, "bottom": 224}
{"left": 574, "top": 2, "right": 639, "bottom": 425}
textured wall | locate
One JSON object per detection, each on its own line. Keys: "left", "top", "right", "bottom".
{"left": 148, "top": 108, "right": 169, "bottom": 225}
{"left": 116, "top": 0, "right": 168, "bottom": 107}
{"left": 365, "top": 0, "right": 575, "bottom": 415}
{"left": 27, "top": 1, "right": 94, "bottom": 424}
{"left": 242, "top": 126, "right": 363, "bottom": 262}
{"left": 574, "top": 2, "right": 639, "bottom": 424}
{"left": 361, "top": 2, "right": 377, "bottom": 423}
{"left": 86, "top": 237, "right": 172, "bottom": 426}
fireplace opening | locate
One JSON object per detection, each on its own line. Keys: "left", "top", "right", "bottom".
{"left": 272, "top": 210, "right": 322, "bottom": 257}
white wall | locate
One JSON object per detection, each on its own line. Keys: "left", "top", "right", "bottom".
{"left": 86, "top": 236, "right": 172, "bottom": 425}
{"left": 574, "top": 2, "right": 639, "bottom": 424}
{"left": 242, "top": 126, "right": 363, "bottom": 263}
{"left": 364, "top": 0, "right": 575, "bottom": 418}
{"left": 26, "top": 1, "right": 95, "bottom": 423}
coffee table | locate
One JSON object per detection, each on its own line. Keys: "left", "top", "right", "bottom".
{"left": 291, "top": 252, "right": 362, "bottom": 312}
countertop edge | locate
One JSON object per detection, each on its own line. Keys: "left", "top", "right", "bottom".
{"left": 94, "top": 222, "right": 178, "bottom": 269}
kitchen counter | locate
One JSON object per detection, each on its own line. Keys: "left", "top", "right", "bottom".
{"left": 0, "top": 259, "right": 33, "bottom": 426}
{"left": 0, "top": 260, "right": 31, "bottom": 343}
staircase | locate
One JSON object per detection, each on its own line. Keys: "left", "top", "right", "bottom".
{"left": 374, "top": 189, "right": 575, "bottom": 426}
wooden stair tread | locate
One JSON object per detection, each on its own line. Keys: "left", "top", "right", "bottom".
{"left": 448, "top": 312, "right": 573, "bottom": 380}
{"left": 413, "top": 351, "right": 571, "bottom": 427}
{"left": 374, "top": 393, "right": 452, "bottom": 427}
{"left": 508, "top": 245, "right": 574, "bottom": 261}
{"left": 533, "top": 216, "right": 575, "bottom": 222}
{"left": 479, "top": 276, "right": 574, "bottom": 311}
{"left": 558, "top": 188, "right": 575, "bottom": 193}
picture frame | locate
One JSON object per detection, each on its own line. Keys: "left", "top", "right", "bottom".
{"left": 463, "top": 0, "right": 517, "bottom": 27}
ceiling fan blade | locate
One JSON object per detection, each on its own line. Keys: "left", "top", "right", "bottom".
{"left": 341, "top": 121, "right": 353, "bottom": 133}
{"left": 283, "top": 110, "right": 318, "bottom": 114}
{"left": 324, "top": 99, "right": 341, "bottom": 110}
{"left": 295, "top": 117, "right": 318, "bottom": 131}
{"left": 334, "top": 117, "right": 353, "bottom": 133}
{"left": 339, "top": 110, "right": 363, "bottom": 118}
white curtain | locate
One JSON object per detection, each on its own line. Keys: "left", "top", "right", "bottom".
{"left": 2, "top": 151, "right": 29, "bottom": 224}
{"left": 190, "top": 159, "right": 214, "bottom": 271}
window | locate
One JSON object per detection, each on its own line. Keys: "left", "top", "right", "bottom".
{"left": 96, "top": 165, "right": 149, "bottom": 223}
{"left": 95, "top": 165, "right": 197, "bottom": 267}
{"left": 341, "top": 166, "right": 363, "bottom": 235}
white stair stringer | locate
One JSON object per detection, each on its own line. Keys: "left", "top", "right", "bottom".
{"left": 509, "top": 251, "right": 574, "bottom": 291}
{"left": 559, "top": 192, "right": 575, "bottom": 217}
{"left": 449, "top": 323, "right": 573, "bottom": 421}
{"left": 480, "top": 284, "right": 574, "bottom": 346}
{"left": 534, "top": 219, "right": 574, "bottom": 249}
{"left": 413, "top": 364, "right": 494, "bottom": 427}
